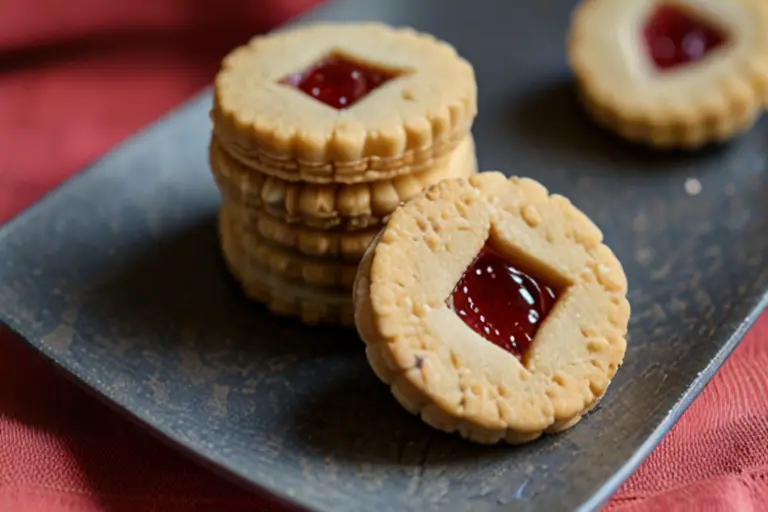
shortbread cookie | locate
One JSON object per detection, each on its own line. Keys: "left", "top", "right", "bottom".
{"left": 214, "top": 127, "right": 468, "bottom": 185}
{"left": 211, "top": 134, "right": 477, "bottom": 230}
{"left": 213, "top": 22, "right": 477, "bottom": 183}
{"left": 219, "top": 206, "right": 353, "bottom": 325}
{"left": 228, "top": 204, "right": 378, "bottom": 261}
{"left": 568, "top": 0, "right": 768, "bottom": 148}
{"left": 224, "top": 203, "right": 359, "bottom": 289}
{"left": 354, "top": 172, "right": 630, "bottom": 444}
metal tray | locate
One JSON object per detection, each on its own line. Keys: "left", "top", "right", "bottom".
{"left": 1, "top": 0, "right": 766, "bottom": 510}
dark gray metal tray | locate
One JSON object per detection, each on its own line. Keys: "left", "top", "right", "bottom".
{"left": 1, "top": 0, "right": 767, "bottom": 510}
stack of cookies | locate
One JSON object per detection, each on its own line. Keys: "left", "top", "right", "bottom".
{"left": 209, "top": 23, "right": 478, "bottom": 325}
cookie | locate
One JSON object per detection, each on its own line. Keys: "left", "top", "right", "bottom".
{"left": 213, "top": 22, "right": 477, "bottom": 183}
{"left": 227, "top": 204, "right": 378, "bottom": 261}
{"left": 213, "top": 125, "right": 468, "bottom": 185}
{"left": 224, "top": 203, "right": 359, "bottom": 289}
{"left": 354, "top": 172, "right": 630, "bottom": 444}
{"left": 219, "top": 205, "right": 354, "bottom": 325}
{"left": 568, "top": 0, "right": 768, "bottom": 148}
{"left": 211, "top": 134, "right": 478, "bottom": 230}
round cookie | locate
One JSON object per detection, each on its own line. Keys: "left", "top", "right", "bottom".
{"left": 213, "top": 131, "right": 466, "bottom": 185}
{"left": 224, "top": 203, "right": 359, "bottom": 290}
{"left": 213, "top": 22, "right": 477, "bottom": 183}
{"left": 219, "top": 205, "right": 353, "bottom": 325}
{"left": 210, "top": 134, "right": 478, "bottom": 230}
{"left": 227, "top": 204, "right": 378, "bottom": 261}
{"left": 354, "top": 172, "right": 630, "bottom": 444}
{"left": 568, "top": 0, "right": 768, "bottom": 148}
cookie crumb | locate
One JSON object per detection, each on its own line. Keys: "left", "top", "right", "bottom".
{"left": 635, "top": 247, "right": 654, "bottom": 266}
{"left": 684, "top": 178, "right": 702, "bottom": 196}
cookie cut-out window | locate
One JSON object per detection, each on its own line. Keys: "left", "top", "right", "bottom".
{"left": 643, "top": 4, "right": 727, "bottom": 71}
{"left": 446, "top": 240, "right": 561, "bottom": 361}
{"left": 279, "top": 52, "right": 404, "bottom": 109}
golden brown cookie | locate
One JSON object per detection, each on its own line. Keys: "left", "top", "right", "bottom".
{"left": 568, "top": 0, "right": 768, "bottom": 148}
{"left": 354, "top": 172, "right": 630, "bottom": 444}
{"left": 224, "top": 203, "right": 359, "bottom": 289}
{"left": 213, "top": 22, "right": 477, "bottom": 183}
{"left": 211, "top": 135, "right": 476, "bottom": 219}
{"left": 214, "top": 126, "right": 468, "bottom": 185}
{"left": 219, "top": 205, "right": 353, "bottom": 325}
{"left": 227, "top": 204, "right": 378, "bottom": 261}
{"left": 211, "top": 134, "right": 478, "bottom": 230}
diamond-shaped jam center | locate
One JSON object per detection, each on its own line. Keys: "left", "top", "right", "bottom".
{"left": 447, "top": 242, "right": 559, "bottom": 360}
{"left": 643, "top": 5, "right": 726, "bottom": 70}
{"left": 280, "top": 55, "right": 397, "bottom": 109}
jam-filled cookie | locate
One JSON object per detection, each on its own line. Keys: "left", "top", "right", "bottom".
{"left": 213, "top": 23, "right": 477, "bottom": 183}
{"left": 219, "top": 205, "right": 353, "bottom": 325}
{"left": 228, "top": 205, "right": 379, "bottom": 261}
{"left": 568, "top": 0, "right": 768, "bottom": 148}
{"left": 354, "top": 172, "right": 630, "bottom": 444}
{"left": 223, "top": 203, "right": 359, "bottom": 289}
{"left": 210, "top": 135, "right": 477, "bottom": 230}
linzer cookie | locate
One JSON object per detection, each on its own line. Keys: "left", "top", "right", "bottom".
{"left": 213, "top": 22, "right": 477, "bottom": 183}
{"left": 354, "top": 172, "right": 630, "bottom": 444}
{"left": 210, "top": 135, "right": 477, "bottom": 230}
{"left": 568, "top": 0, "right": 768, "bottom": 148}
{"left": 227, "top": 205, "right": 378, "bottom": 261}
{"left": 224, "top": 203, "right": 359, "bottom": 289}
{"left": 219, "top": 205, "right": 354, "bottom": 325}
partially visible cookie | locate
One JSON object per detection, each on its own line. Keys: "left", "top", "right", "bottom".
{"left": 213, "top": 22, "right": 477, "bottom": 182}
{"left": 568, "top": 0, "right": 768, "bottom": 148}
{"left": 214, "top": 126, "right": 467, "bottom": 185}
{"left": 224, "top": 203, "right": 359, "bottom": 289}
{"left": 354, "top": 172, "right": 630, "bottom": 444}
{"left": 219, "top": 205, "right": 354, "bottom": 325}
{"left": 228, "top": 204, "right": 378, "bottom": 261}
{"left": 210, "top": 135, "right": 477, "bottom": 230}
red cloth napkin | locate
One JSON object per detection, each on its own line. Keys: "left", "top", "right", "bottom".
{"left": 1, "top": 1, "right": 767, "bottom": 510}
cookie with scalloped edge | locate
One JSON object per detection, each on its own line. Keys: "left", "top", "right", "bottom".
{"left": 354, "top": 172, "right": 630, "bottom": 444}
{"left": 210, "top": 134, "right": 477, "bottom": 229}
{"left": 219, "top": 205, "right": 353, "bottom": 325}
{"left": 568, "top": 0, "right": 768, "bottom": 148}
{"left": 215, "top": 122, "right": 468, "bottom": 184}
{"left": 227, "top": 204, "right": 378, "bottom": 261}
{"left": 213, "top": 22, "right": 476, "bottom": 182}
{"left": 224, "top": 203, "right": 359, "bottom": 289}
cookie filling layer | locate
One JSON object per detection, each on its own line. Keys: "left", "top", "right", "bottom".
{"left": 280, "top": 55, "right": 398, "bottom": 109}
{"left": 643, "top": 5, "right": 726, "bottom": 71}
{"left": 447, "top": 242, "right": 558, "bottom": 359}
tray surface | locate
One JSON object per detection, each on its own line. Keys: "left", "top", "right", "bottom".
{"left": 1, "top": 0, "right": 767, "bottom": 510}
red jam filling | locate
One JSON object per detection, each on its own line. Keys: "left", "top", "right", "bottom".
{"left": 280, "top": 56, "right": 396, "bottom": 109}
{"left": 643, "top": 5, "right": 726, "bottom": 70}
{"left": 447, "top": 243, "right": 558, "bottom": 359}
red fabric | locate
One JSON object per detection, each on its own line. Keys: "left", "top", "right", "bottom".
{"left": 0, "top": 1, "right": 766, "bottom": 510}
